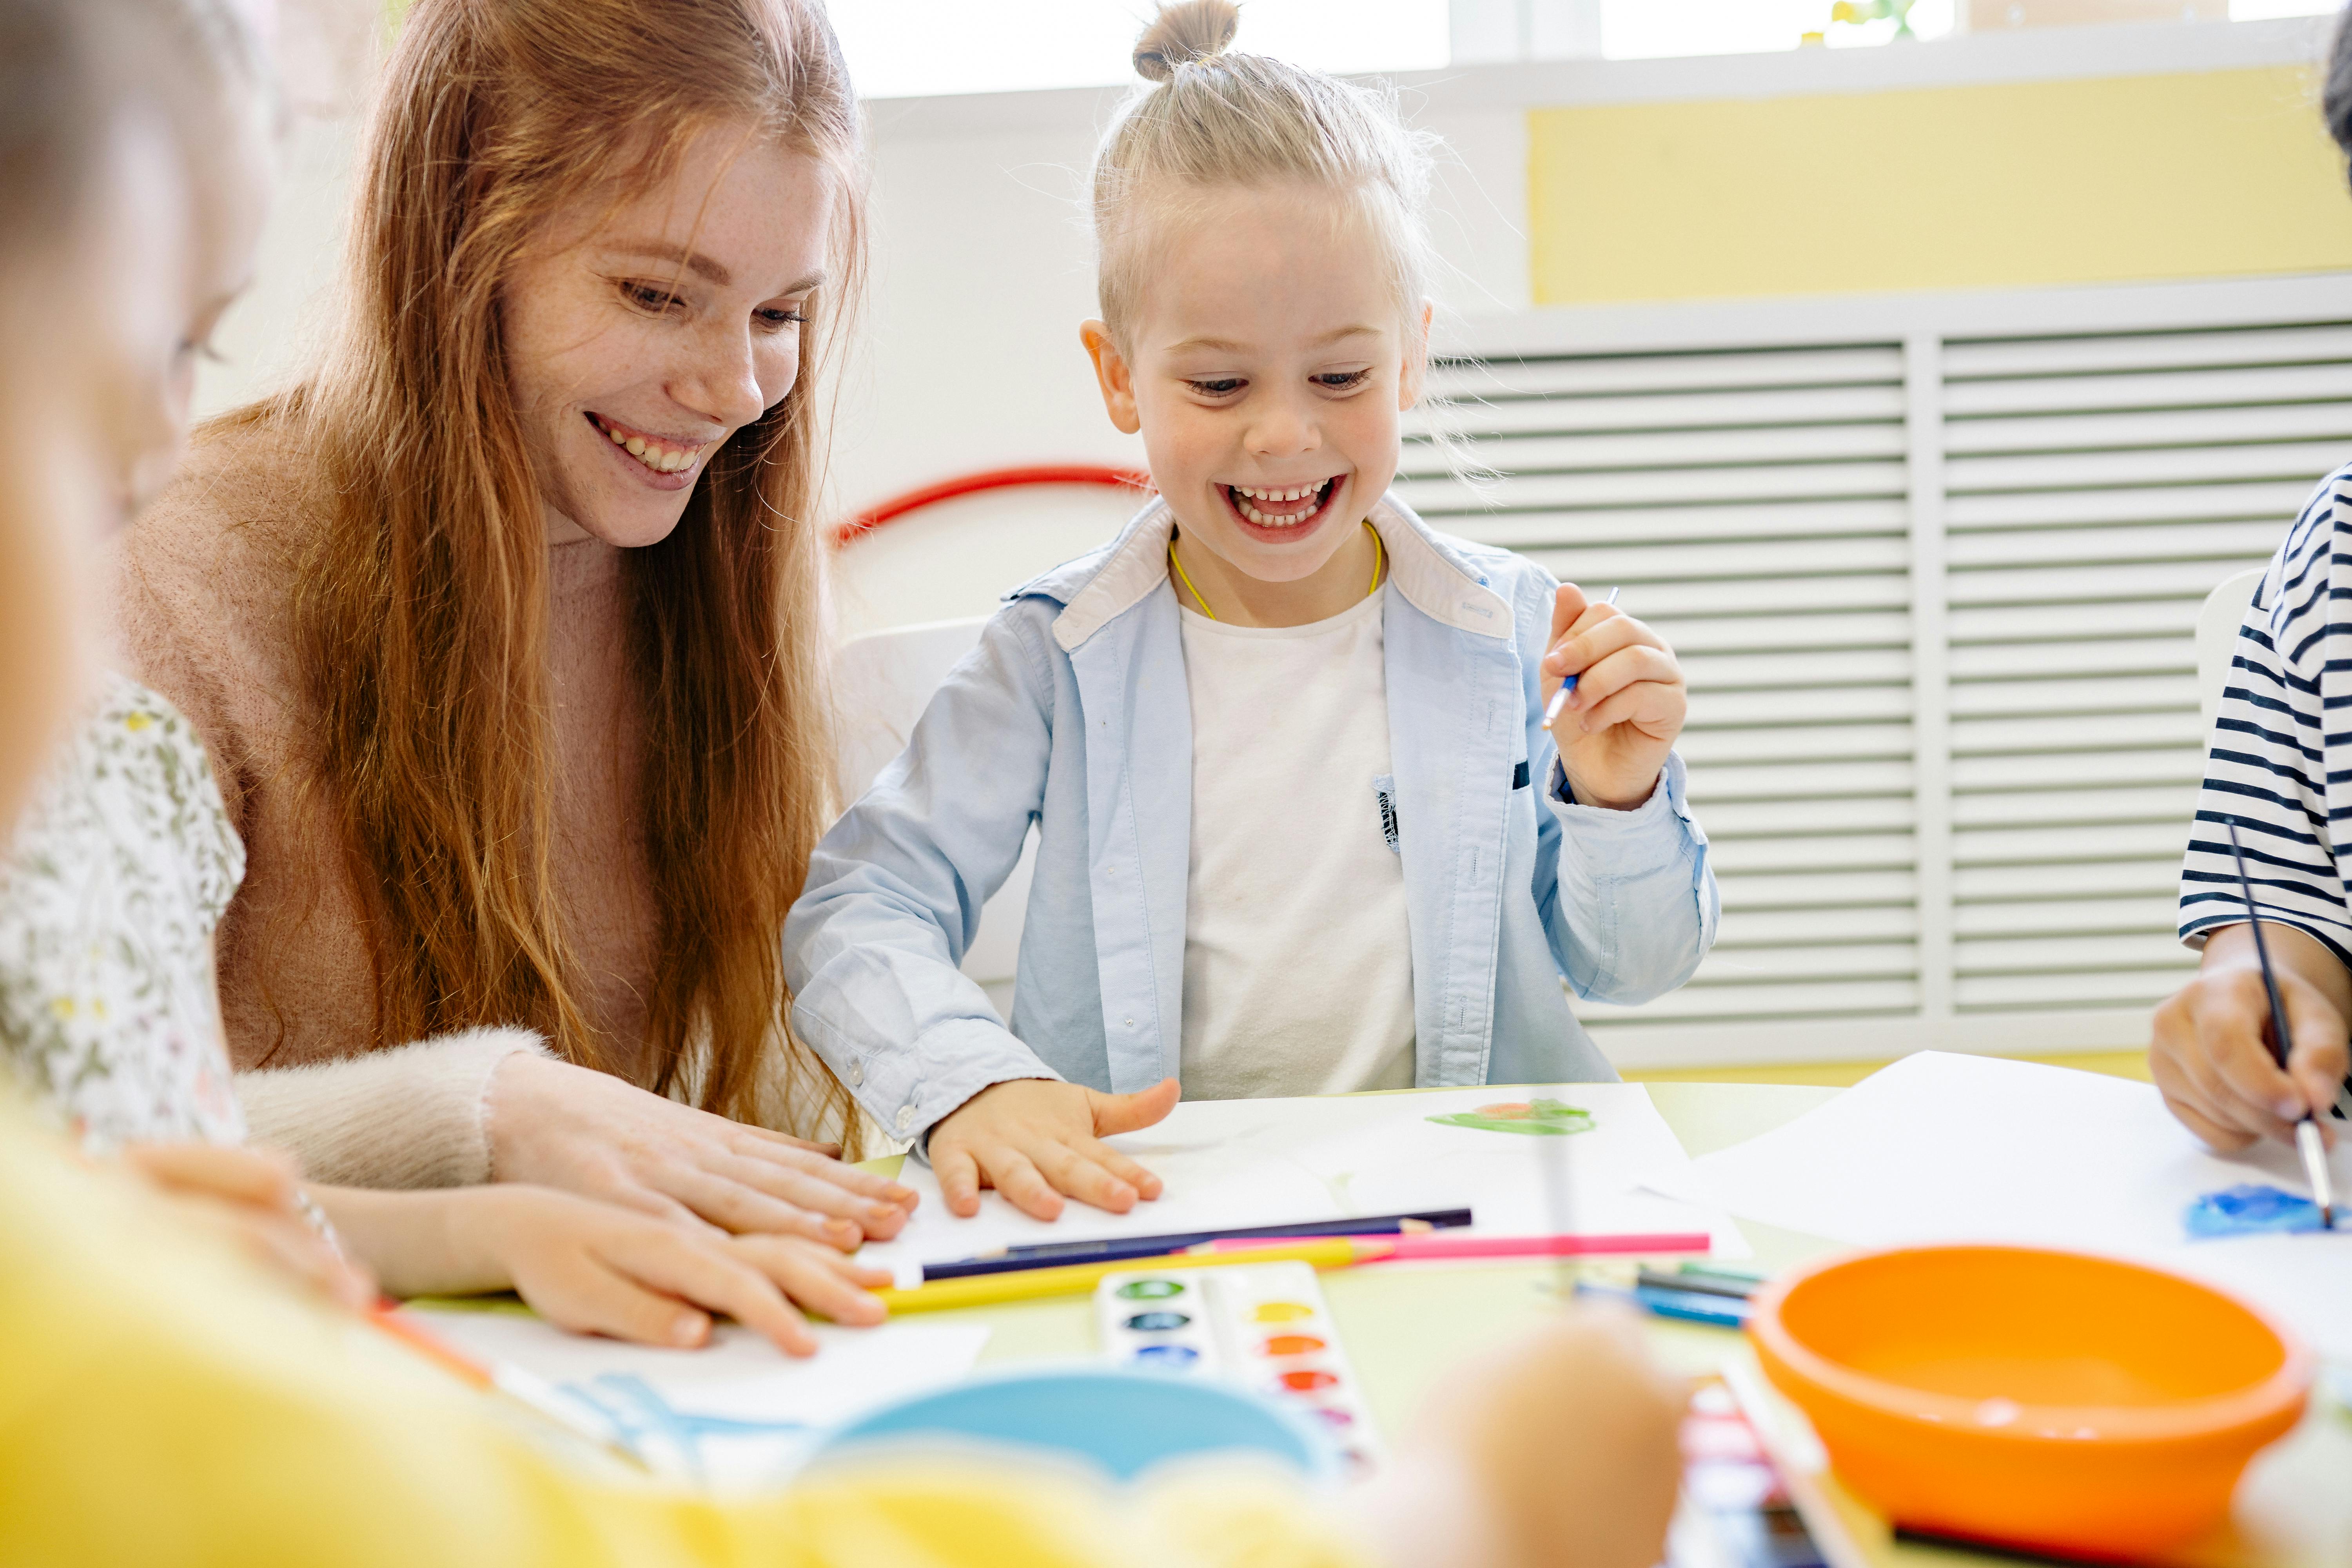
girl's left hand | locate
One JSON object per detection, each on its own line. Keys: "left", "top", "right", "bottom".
{"left": 1540, "top": 583, "right": 1687, "bottom": 810}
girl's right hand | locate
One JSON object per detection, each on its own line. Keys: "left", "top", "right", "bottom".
{"left": 927, "top": 1077, "right": 1178, "bottom": 1220}
{"left": 448, "top": 1185, "right": 892, "bottom": 1355}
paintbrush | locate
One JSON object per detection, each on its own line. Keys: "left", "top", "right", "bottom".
{"left": 2222, "top": 819, "right": 2337, "bottom": 1229}
{"left": 1543, "top": 586, "right": 1622, "bottom": 728}
{"left": 1536, "top": 1092, "right": 1578, "bottom": 1300}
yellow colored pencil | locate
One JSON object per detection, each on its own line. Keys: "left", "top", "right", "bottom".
{"left": 874, "top": 1238, "right": 1381, "bottom": 1315}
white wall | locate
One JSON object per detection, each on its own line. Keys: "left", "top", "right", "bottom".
{"left": 192, "top": 17, "right": 2326, "bottom": 633}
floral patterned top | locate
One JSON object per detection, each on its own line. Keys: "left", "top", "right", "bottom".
{"left": 0, "top": 673, "right": 247, "bottom": 1149}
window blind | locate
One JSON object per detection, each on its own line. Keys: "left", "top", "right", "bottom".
{"left": 1397, "top": 279, "right": 2352, "bottom": 1069}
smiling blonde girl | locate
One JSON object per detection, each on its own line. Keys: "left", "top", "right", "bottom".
{"left": 786, "top": 1, "right": 1720, "bottom": 1221}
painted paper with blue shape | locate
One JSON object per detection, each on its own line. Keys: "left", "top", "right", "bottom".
{"left": 2183, "top": 1183, "right": 2328, "bottom": 1239}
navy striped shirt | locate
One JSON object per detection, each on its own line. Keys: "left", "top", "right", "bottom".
{"left": 2181, "top": 461, "right": 2352, "bottom": 1117}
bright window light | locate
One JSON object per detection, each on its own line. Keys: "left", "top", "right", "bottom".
{"left": 1601, "top": 0, "right": 1960, "bottom": 59}
{"left": 828, "top": 0, "right": 1451, "bottom": 100}
{"left": 2229, "top": 0, "right": 2339, "bottom": 17}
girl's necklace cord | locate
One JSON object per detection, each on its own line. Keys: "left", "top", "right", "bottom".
{"left": 1167, "top": 519, "right": 1384, "bottom": 623}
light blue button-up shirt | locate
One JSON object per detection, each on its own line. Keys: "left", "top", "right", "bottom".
{"left": 785, "top": 495, "right": 1719, "bottom": 1144}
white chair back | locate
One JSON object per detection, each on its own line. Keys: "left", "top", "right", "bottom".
{"left": 2195, "top": 567, "right": 2266, "bottom": 733}
{"left": 832, "top": 617, "right": 1033, "bottom": 1018}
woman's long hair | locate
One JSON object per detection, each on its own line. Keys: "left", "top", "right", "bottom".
{"left": 267, "top": 0, "right": 861, "bottom": 1135}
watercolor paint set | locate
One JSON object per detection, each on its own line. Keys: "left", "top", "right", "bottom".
{"left": 1668, "top": 1376, "right": 1848, "bottom": 1568}
{"left": 1094, "top": 1261, "right": 1380, "bottom": 1471}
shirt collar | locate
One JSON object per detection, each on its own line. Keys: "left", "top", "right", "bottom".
{"left": 1034, "top": 492, "right": 1514, "bottom": 653}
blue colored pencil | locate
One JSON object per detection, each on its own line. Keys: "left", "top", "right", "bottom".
{"left": 1575, "top": 1280, "right": 1752, "bottom": 1330}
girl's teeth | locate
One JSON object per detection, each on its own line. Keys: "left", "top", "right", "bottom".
{"left": 1231, "top": 480, "right": 1328, "bottom": 526}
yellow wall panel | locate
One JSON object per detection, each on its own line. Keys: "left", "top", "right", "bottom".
{"left": 1528, "top": 67, "right": 2352, "bottom": 305}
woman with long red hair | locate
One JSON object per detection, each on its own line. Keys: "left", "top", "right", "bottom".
{"left": 120, "top": 0, "right": 910, "bottom": 1241}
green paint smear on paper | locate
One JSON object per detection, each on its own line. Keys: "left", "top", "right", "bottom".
{"left": 1426, "top": 1098, "right": 1596, "bottom": 1136}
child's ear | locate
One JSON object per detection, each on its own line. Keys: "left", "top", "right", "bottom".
{"left": 1398, "top": 299, "right": 1435, "bottom": 411}
{"left": 1080, "top": 320, "right": 1142, "bottom": 435}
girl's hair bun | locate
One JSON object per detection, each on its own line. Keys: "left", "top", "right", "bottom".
{"left": 1134, "top": 0, "right": 1240, "bottom": 83}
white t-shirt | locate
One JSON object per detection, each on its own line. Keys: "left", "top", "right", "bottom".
{"left": 1177, "top": 591, "right": 1416, "bottom": 1100}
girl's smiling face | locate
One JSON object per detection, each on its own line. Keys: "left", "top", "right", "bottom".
{"left": 502, "top": 123, "right": 831, "bottom": 549}
{"left": 1084, "top": 182, "right": 1428, "bottom": 611}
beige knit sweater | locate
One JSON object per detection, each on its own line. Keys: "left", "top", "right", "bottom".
{"left": 115, "top": 417, "right": 679, "bottom": 1185}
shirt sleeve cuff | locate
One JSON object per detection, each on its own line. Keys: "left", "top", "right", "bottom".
{"left": 1546, "top": 752, "right": 1701, "bottom": 868}
{"left": 236, "top": 1027, "right": 551, "bottom": 1188}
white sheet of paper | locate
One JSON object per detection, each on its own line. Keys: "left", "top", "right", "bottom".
{"left": 404, "top": 1307, "right": 990, "bottom": 1487}
{"left": 858, "top": 1084, "right": 1745, "bottom": 1287}
{"left": 1682, "top": 1051, "right": 2352, "bottom": 1359}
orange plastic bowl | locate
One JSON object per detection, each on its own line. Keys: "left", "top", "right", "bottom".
{"left": 1749, "top": 1245, "right": 2311, "bottom": 1560}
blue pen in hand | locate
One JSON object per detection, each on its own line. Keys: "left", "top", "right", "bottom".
{"left": 1544, "top": 585, "right": 1622, "bottom": 728}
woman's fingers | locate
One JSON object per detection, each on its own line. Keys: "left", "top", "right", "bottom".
{"left": 733, "top": 1132, "right": 917, "bottom": 1207}
{"left": 705, "top": 1149, "right": 904, "bottom": 1234}
{"left": 590, "top": 1171, "right": 731, "bottom": 1238}
{"left": 731, "top": 1235, "right": 891, "bottom": 1327}
{"left": 663, "top": 1164, "right": 863, "bottom": 1248}
{"left": 738, "top": 1126, "right": 840, "bottom": 1158}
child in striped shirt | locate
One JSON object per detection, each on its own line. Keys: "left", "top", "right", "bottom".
{"left": 2155, "top": 9, "right": 2352, "bottom": 1155}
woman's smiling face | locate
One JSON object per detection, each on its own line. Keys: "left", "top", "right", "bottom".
{"left": 501, "top": 122, "right": 831, "bottom": 549}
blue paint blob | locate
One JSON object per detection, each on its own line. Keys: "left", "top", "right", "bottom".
{"left": 1132, "top": 1343, "right": 1200, "bottom": 1366}
{"left": 1124, "top": 1310, "right": 1191, "bottom": 1332}
{"left": 2183, "top": 1183, "right": 2326, "bottom": 1240}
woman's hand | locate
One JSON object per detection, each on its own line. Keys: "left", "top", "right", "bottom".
{"left": 486, "top": 1053, "right": 916, "bottom": 1245}
{"left": 1372, "top": 1308, "right": 1686, "bottom": 1568}
{"left": 2151, "top": 921, "right": 2348, "bottom": 1152}
{"left": 927, "top": 1077, "right": 1178, "bottom": 1220}
{"left": 121, "top": 1142, "right": 377, "bottom": 1312}
{"left": 1541, "top": 583, "right": 1687, "bottom": 811}
{"left": 440, "top": 1185, "right": 890, "bottom": 1356}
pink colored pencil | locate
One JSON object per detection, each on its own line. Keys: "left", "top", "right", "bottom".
{"left": 1208, "top": 1231, "right": 1711, "bottom": 1261}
